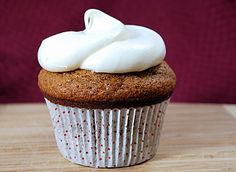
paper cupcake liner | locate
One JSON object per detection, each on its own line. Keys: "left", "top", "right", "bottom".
{"left": 45, "top": 98, "right": 169, "bottom": 168}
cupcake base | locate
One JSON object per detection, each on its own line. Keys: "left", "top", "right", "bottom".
{"left": 45, "top": 98, "right": 169, "bottom": 168}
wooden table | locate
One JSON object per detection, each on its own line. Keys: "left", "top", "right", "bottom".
{"left": 0, "top": 103, "right": 236, "bottom": 172}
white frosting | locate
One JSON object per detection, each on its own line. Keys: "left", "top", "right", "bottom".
{"left": 38, "top": 9, "right": 166, "bottom": 73}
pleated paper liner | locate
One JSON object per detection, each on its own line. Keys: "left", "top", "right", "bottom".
{"left": 45, "top": 98, "right": 169, "bottom": 168}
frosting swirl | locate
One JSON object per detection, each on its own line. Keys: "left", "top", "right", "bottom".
{"left": 38, "top": 9, "right": 166, "bottom": 73}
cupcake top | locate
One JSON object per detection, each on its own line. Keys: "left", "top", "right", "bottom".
{"left": 38, "top": 9, "right": 166, "bottom": 73}
{"left": 38, "top": 9, "right": 176, "bottom": 108}
{"left": 38, "top": 62, "right": 175, "bottom": 108}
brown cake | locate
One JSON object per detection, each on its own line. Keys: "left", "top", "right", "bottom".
{"left": 37, "top": 9, "right": 176, "bottom": 168}
{"left": 38, "top": 61, "right": 176, "bottom": 108}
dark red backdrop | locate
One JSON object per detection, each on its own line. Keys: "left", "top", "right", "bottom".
{"left": 1, "top": 0, "right": 236, "bottom": 103}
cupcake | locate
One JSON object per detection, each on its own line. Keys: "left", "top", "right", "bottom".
{"left": 38, "top": 9, "right": 176, "bottom": 168}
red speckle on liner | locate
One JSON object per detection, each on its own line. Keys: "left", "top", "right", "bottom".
{"left": 63, "top": 111, "right": 65, "bottom": 114}
{"left": 108, "top": 156, "right": 111, "bottom": 159}
{"left": 82, "top": 157, "right": 84, "bottom": 160}
{"left": 68, "top": 111, "right": 70, "bottom": 113}
{"left": 108, "top": 147, "right": 111, "bottom": 150}
{"left": 64, "top": 134, "right": 66, "bottom": 136}
{"left": 99, "top": 157, "right": 102, "bottom": 161}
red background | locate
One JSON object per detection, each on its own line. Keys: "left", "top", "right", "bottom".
{"left": 1, "top": 0, "right": 236, "bottom": 103}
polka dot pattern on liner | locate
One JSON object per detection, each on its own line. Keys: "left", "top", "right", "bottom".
{"left": 45, "top": 98, "right": 169, "bottom": 168}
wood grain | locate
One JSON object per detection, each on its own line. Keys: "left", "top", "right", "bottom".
{"left": 0, "top": 103, "right": 236, "bottom": 172}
